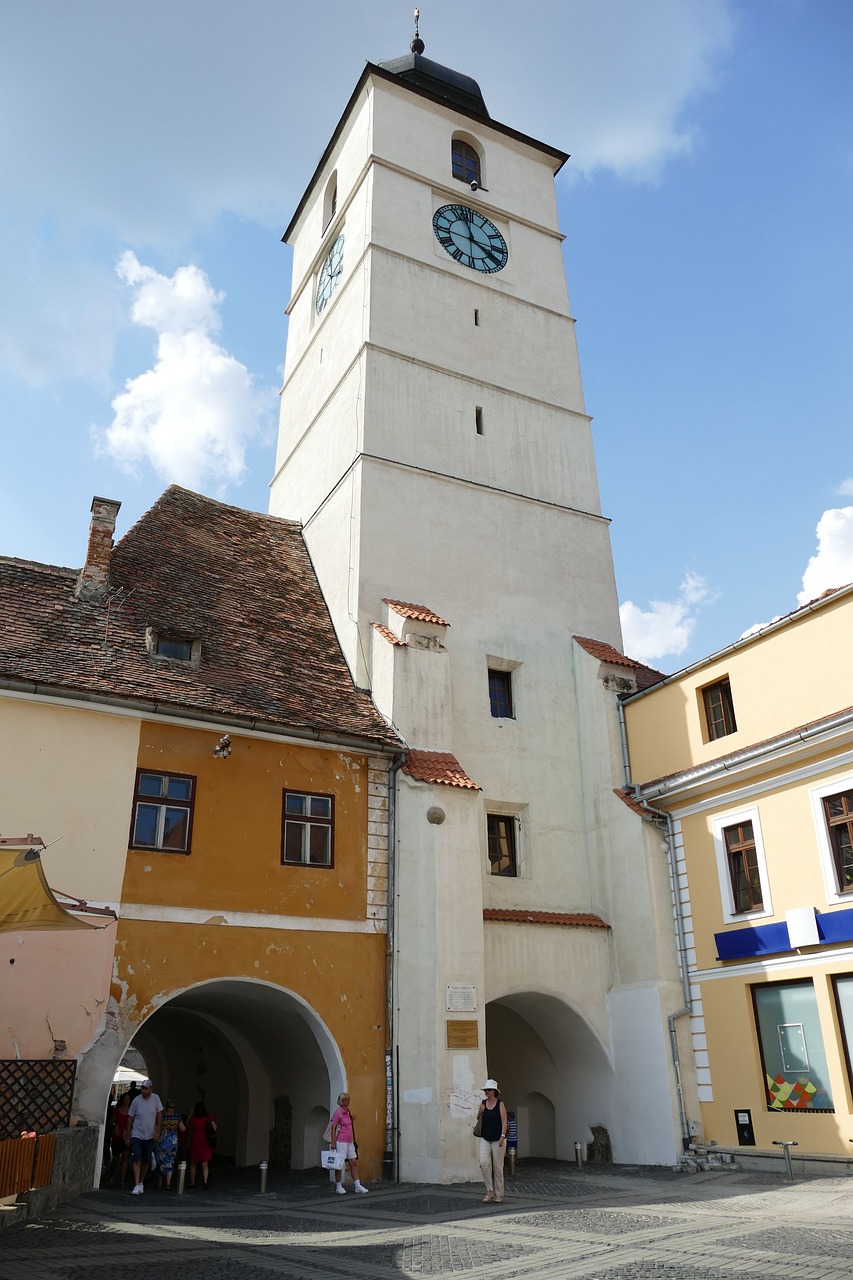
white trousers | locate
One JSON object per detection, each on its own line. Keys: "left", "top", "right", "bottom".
{"left": 478, "top": 1137, "right": 505, "bottom": 1198}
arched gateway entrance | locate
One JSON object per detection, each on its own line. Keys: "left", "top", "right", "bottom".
{"left": 120, "top": 980, "right": 344, "bottom": 1169}
{"left": 485, "top": 992, "right": 615, "bottom": 1162}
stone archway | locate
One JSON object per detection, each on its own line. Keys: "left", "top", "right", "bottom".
{"left": 485, "top": 992, "right": 615, "bottom": 1161}
{"left": 95, "top": 979, "right": 345, "bottom": 1170}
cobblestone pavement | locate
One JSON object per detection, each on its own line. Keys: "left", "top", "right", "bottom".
{"left": 4, "top": 1159, "right": 853, "bottom": 1280}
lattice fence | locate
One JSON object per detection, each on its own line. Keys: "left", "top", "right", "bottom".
{"left": 0, "top": 1059, "right": 76, "bottom": 1139}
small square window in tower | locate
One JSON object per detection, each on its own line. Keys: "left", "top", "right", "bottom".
{"left": 451, "top": 138, "right": 481, "bottom": 186}
{"left": 702, "top": 677, "right": 737, "bottom": 741}
{"left": 488, "top": 668, "right": 513, "bottom": 718}
{"left": 487, "top": 814, "right": 517, "bottom": 877}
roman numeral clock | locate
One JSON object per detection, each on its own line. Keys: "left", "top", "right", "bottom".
{"left": 432, "top": 203, "right": 508, "bottom": 274}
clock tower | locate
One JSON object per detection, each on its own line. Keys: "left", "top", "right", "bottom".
{"left": 272, "top": 31, "right": 692, "bottom": 1181}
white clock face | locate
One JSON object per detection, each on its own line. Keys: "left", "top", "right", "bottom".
{"left": 316, "top": 234, "right": 345, "bottom": 315}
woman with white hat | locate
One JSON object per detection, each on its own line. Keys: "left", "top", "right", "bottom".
{"left": 475, "top": 1078, "right": 508, "bottom": 1203}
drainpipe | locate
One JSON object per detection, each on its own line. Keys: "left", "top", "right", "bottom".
{"left": 618, "top": 698, "right": 693, "bottom": 1154}
{"left": 384, "top": 751, "right": 406, "bottom": 1181}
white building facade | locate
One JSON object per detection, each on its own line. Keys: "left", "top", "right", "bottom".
{"left": 271, "top": 45, "right": 696, "bottom": 1180}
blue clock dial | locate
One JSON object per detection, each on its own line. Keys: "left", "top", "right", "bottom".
{"left": 432, "top": 204, "right": 508, "bottom": 274}
{"left": 316, "top": 234, "right": 345, "bottom": 314}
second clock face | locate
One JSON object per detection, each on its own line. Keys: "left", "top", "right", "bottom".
{"left": 316, "top": 234, "right": 345, "bottom": 314}
{"left": 432, "top": 204, "right": 508, "bottom": 274}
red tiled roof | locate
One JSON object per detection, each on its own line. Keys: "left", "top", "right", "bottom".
{"left": 402, "top": 750, "right": 479, "bottom": 789}
{"left": 483, "top": 909, "right": 609, "bottom": 929}
{"left": 384, "top": 599, "right": 450, "bottom": 627}
{"left": 0, "top": 487, "right": 400, "bottom": 750}
{"left": 372, "top": 622, "right": 405, "bottom": 646}
{"left": 573, "top": 635, "right": 665, "bottom": 691}
{"left": 613, "top": 787, "right": 656, "bottom": 818}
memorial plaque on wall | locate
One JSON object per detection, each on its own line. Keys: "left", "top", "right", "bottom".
{"left": 446, "top": 1020, "right": 479, "bottom": 1049}
{"left": 446, "top": 984, "right": 477, "bottom": 1012}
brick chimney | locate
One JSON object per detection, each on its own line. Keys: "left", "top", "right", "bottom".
{"left": 75, "top": 497, "right": 121, "bottom": 599}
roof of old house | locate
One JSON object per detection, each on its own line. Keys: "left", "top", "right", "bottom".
{"left": 483, "top": 909, "right": 609, "bottom": 929}
{"left": 0, "top": 486, "right": 400, "bottom": 750}
{"left": 573, "top": 635, "right": 666, "bottom": 692}
{"left": 402, "top": 750, "right": 479, "bottom": 789}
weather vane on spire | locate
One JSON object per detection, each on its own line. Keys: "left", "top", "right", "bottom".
{"left": 411, "top": 7, "right": 425, "bottom": 55}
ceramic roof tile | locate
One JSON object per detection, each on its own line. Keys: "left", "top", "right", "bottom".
{"left": 0, "top": 486, "right": 400, "bottom": 750}
{"left": 384, "top": 599, "right": 450, "bottom": 626}
{"left": 372, "top": 622, "right": 406, "bottom": 646}
{"left": 613, "top": 787, "right": 657, "bottom": 818}
{"left": 483, "top": 909, "right": 609, "bottom": 929}
{"left": 573, "top": 635, "right": 666, "bottom": 691}
{"left": 402, "top": 750, "right": 479, "bottom": 789}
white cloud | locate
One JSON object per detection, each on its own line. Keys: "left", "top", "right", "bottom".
{"left": 620, "top": 572, "right": 714, "bottom": 664}
{"left": 838, "top": 478, "right": 853, "bottom": 496}
{"left": 95, "top": 254, "right": 276, "bottom": 490}
{"left": 0, "top": 2, "right": 737, "bottom": 387}
{"left": 798, "top": 506, "right": 853, "bottom": 606}
{"left": 489, "top": 0, "right": 736, "bottom": 181}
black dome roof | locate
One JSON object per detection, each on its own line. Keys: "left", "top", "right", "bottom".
{"left": 378, "top": 52, "right": 489, "bottom": 119}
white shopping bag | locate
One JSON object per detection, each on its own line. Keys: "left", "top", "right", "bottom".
{"left": 320, "top": 1148, "right": 345, "bottom": 1170}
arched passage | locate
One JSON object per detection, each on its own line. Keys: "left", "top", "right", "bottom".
{"left": 485, "top": 992, "right": 615, "bottom": 1161}
{"left": 124, "top": 979, "right": 342, "bottom": 1169}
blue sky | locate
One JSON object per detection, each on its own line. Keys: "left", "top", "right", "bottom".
{"left": 2, "top": 1, "right": 851, "bottom": 670}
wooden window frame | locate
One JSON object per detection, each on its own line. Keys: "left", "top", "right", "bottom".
{"left": 130, "top": 768, "right": 195, "bottom": 854}
{"left": 488, "top": 668, "right": 514, "bottom": 719}
{"left": 487, "top": 813, "right": 517, "bottom": 877}
{"left": 702, "top": 677, "right": 737, "bottom": 741}
{"left": 281, "top": 789, "right": 335, "bottom": 868}
{"left": 451, "top": 139, "right": 481, "bottom": 185}
{"left": 723, "top": 820, "right": 763, "bottom": 912}
{"left": 822, "top": 790, "right": 853, "bottom": 894}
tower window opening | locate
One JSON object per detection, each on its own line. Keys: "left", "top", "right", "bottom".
{"left": 487, "top": 813, "right": 517, "bottom": 877}
{"left": 474, "top": 309, "right": 480, "bottom": 326}
{"left": 322, "top": 171, "right": 338, "bottom": 233}
{"left": 452, "top": 139, "right": 481, "bottom": 186}
{"left": 475, "top": 406, "right": 484, "bottom": 435}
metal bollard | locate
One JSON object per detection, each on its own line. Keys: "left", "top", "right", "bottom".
{"left": 574, "top": 1141, "right": 584, "bottom": 1169}
{"left": 508, "top": 1148, "right": 516, "bottom": 1176}
{"left": 259, "top": 1160, "right": 268, "bottom": 1194}
{"left": 772, "top": 1139, "right": 798, "bottom": 1182}
{"left": 177, "top": 1161, "right": 187, "bottom": 1195}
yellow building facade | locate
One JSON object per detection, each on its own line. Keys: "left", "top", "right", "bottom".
{"left": 0, "top": 488, "right": 399, "bottom": 1180}
{"left": 623, "top": 585, "right": 853, "bottom": 1165}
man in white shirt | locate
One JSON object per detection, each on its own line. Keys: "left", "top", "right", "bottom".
{"left": 128, "top": 1079, "right": 163, "bottom": 1195}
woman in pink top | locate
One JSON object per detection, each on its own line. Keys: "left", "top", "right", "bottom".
{"left": 330, "top": 1091, "right": 368, "bottom": 1194}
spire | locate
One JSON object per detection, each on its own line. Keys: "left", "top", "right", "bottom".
{"left": 411, "top": 7, "right": 425, "bottom": 55}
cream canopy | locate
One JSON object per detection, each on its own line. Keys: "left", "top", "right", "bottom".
{"left": 0, "top": 840, "right": 100, "bottom": 933}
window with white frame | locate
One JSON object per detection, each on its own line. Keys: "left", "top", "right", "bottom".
{"left": 810, "top": 774, "right": 853, "bottom": 902}
{"left": 281, "top": 790, "right": 334, "bottom": 867}
{"left": 131, "top": 770, "right": 195, "bottom": 853}
{"left": 712, "top": 806, "right": 772, "bottom": 923}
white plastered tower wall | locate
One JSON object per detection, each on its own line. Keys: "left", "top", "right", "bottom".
{"left": 272, "top": 57, "right": 686, "bottom": 1175}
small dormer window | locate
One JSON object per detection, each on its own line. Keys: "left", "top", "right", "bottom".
{"left": 452, "top": 139, "right": 481, "bottom": 186}
{"left": 145, "top": 627, "right": 200, "bottom": 664}
{"left": 157, "top": 636, "right": 192, "bottom": 661}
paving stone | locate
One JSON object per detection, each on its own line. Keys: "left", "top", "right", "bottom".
{"left": 5, "top": 1163, "right": 853, "bottom": 1280}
